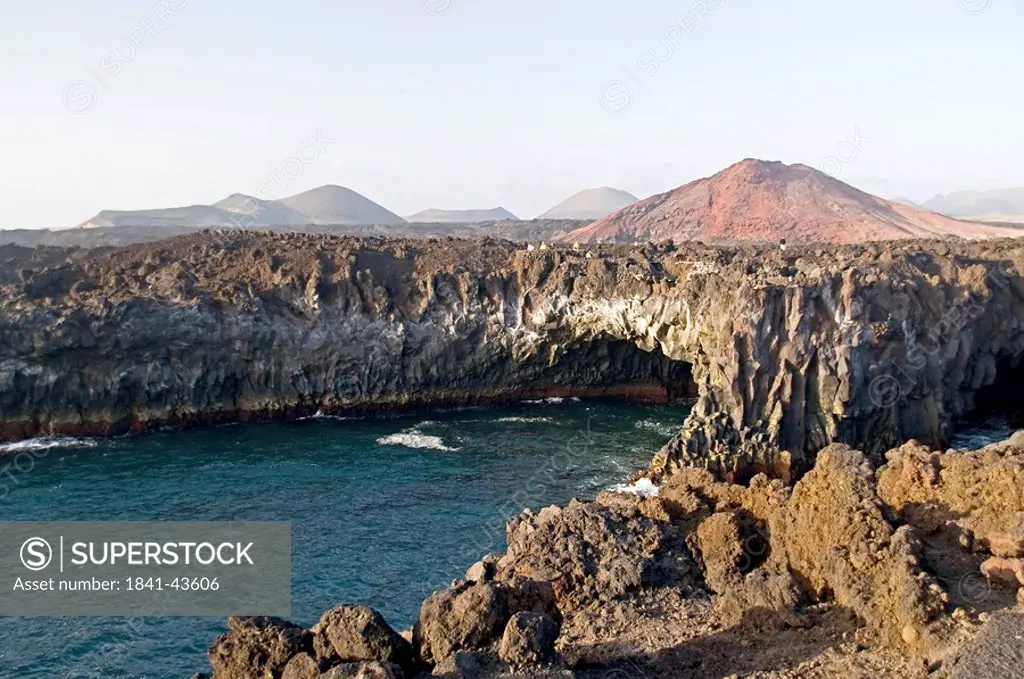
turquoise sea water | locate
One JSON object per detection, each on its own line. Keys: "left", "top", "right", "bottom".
{"left": 0, "top": 400, "right": 687, "bottom": 678}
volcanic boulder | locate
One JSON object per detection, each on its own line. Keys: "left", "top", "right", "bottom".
{"left": 496, "top": 501, "right": 698, "bottom": 605}
{"left": 207, "top": 616, "right": 311, "bottom": 679}
{"left": 414, "top": 582, "right": 508, "bottom": 666}
{"left": 497, "top": 612, "right": 559, "bottom": 668}
{"left": 311, "top": 605, "right": 415, "bottom": 674}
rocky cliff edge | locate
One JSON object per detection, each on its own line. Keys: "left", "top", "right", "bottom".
{"left": 3, "top": 233, "right": 1024, "bottom": 483}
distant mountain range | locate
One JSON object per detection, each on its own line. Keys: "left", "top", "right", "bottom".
{"left": 404, "top": 207, "right": 518, "bottom": 223}
{"left": 67, "top": 170, "right": 1024, "bottom": 241}
{"left": 566, "top": 159, "right": 1024, "bottom": 244}
{"left": 538, "top": 187, "right": 639, "bottom": 220}
{"left": 212, "top": 193, "right": 310, "bottom": 225}
{"left": 76, "top": 186, "right": 641, "bottom": 229}
{"left": 78, "top": 185, "right": 406, "bottom": 229}
{"left": 921, "top": 187, "right": 1024, "bottom": 224}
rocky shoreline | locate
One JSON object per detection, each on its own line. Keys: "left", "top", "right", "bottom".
{"left": 1, "top": 234, "right": 700, "bottom": 443}
{"left": 4, "top": 233, "right": 1024, "bottom": 469}
{"left": 197, "top": 433, "right": 1024, "bottom": 678}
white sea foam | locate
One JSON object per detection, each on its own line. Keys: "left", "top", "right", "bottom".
{"left": 522, "top": 397, "right": 566, "bottom": 405}
{"left": 633, "top": 419, "right": 679, "bottom": 437}
{"left": 496, "top": 416, "right": 556, "bottom": 424}
{"left": 377, "top": 430, "right": 459, "bottom": 452}
{"left": 296, "top": 410, "right": 353, "bottom": 422}
{"left": 607, "top": 477, "right": 661, "bottom": 498}
{"left": 0, "top": 437, "right": 98, "bottom": 456}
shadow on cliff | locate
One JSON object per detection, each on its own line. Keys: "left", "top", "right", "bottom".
{"left": 957, "top": 354, "right": 1024, "bottom": 433}
{"left": 522, "top": 338, "right": 698, "bottom": 404}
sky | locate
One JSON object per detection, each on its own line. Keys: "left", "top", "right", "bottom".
{"left": 1, "top": 0, "right": 1022, "bottom": 228}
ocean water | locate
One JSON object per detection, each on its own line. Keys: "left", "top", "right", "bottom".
{"left": 948, "top": 415, "right": 1015, "bottom": 451}
{"left": 0, "top": 400, "right": 687, "bottom": 678}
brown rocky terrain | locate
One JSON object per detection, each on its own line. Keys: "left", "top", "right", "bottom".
{"left": 0, "top": 219, "right": 586, "bottom": 250}
{"left": 198, "top": 433, "right": 1024, "bottom": 678}
{"left": 565, "top": 159, "right": 1024, "bottom": 244}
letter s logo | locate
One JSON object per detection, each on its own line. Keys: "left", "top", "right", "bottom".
{"left": 20, "top": 537, "right": 52, "bottom": 571}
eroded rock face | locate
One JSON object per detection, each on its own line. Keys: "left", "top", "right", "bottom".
{"left": 465, "top": 554, "right": 501, "bottom": 584}
{"left": 693, "top": 511, "right": 748, "bottom": 593}
{"left": 776, "top": 445, "right": 946, "bottom": 649}
{"left": 877, "top": 439, "right": 1024, "bottom": 557}
{"left": 0, "top": 235, "right": 691, "bottom": 444}
{"left": 4, "top": 234, "right": 1024, "bottom": 481}
{"left": 430, "top": 650, "right": 487, "bottom": 678}
{"left": 714, "top": 569, "right": 806, "bottom": 631}
{"left": 981, "top": 557, "right": 1024, "bottom": 589}
{"left": 500, "top": 577, "right": 560, "bottom": 624}
{"left": 319, "top": 662, "right": 404, "bottom": 678}
{"left": 659, "top": 445, "right": 948, "bottom": 651}
{"left": 281, "top": 653, "right": 320, "bottom": 679}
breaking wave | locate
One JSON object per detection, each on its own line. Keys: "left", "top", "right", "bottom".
{"left": 0, "top": 437, "right": 99, "bottom": 456}
{"left": 606, "top": 477, "right": 660, "bottom": 498}
{"left": 633, "top": 419, "right": 679, "bottom": 437}
{"left": 296, "top": 410, "right": 354, "bottom": 422}
{"left": 376, "top": 430, "right": 460, "bottom": 452}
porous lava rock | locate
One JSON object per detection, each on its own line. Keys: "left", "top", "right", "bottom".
{"left": 208, "top": 616, "right": 311, "bottom": 679}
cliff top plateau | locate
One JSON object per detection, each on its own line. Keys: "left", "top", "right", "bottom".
{"left": 1, "top": 220, "right": 588, "bottom": 250}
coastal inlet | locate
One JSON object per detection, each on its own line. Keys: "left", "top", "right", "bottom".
{"left": 0, "top": 399, "right": 688, "bottom": 678}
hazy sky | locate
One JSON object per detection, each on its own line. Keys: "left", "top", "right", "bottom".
{"left": 2, "top": 0, "right": 1022, "bottom": 228}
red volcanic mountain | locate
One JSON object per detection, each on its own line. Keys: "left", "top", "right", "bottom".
{"left": 565, "top": 159, "right": 1024, "bottom": 244}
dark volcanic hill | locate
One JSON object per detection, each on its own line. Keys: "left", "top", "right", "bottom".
{"left": 566, "top": 159, "right": 1024, "bottom": 244}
